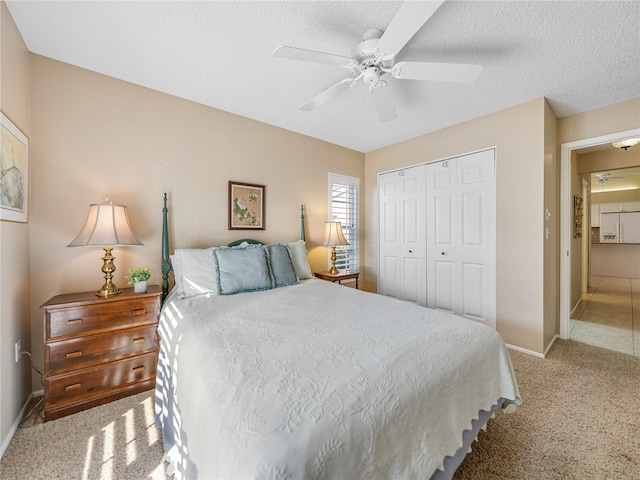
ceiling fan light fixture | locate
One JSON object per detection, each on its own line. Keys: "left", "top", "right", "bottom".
{"left": 612, "top": 137, "right": 640, "bottom": 150}
{"left": 363, "top": 66, "right": 381, "bottom": 85}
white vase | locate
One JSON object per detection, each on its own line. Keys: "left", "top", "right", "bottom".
{"left": 133, "top": 280, "right": 148, "bottom": 293}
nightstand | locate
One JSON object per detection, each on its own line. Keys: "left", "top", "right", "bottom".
{"left": 40, "top": 286, "right": 162, "bottom": 422}
{"left": 314, "top": 270, "right": 360, "bottom": 289}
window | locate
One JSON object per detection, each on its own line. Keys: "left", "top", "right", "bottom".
{"left": 328, "top": 173, "right": 359, "bottom": 272}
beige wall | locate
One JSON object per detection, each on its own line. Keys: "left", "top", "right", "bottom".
{"left": 365, "top": 98, "right": 547, "bottom": 353}
{"left": 0, "top": 2, "right": 32, "bottom": 455}
{"left": 558, "top": 98, "right": 640, "bottom": 145}
{"left": 591, "top": 244, "right": 640, "bottom": 278}
{"left": 577, "top": 146, "right": 640, "bottom": 175}
{"left": 592, "top": 190, "right": 640, "bottom": 204}
{"left": 28, "top": 55, "right": 364, "bottom": 390}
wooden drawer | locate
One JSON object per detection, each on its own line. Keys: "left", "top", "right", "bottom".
{"left": 45, "top": 351, "right": 157, "bottom": 408}
{"left": 46, "top": 296, "right": 158, "bottom": 340}
{"left": 45, "top": 324, "right": 158, "bottom": 375}
{"left": 41, "top": 287, "right": 162, "bottom": 422}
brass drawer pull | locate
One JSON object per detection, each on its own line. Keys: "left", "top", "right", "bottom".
{"left": 67, "top": 318, "right": 83, "bottom": 326}
{"left": 132, "top": 366, "right": 144, "bottom": 374}
{"left": 132, "top": 309, "right": 146, "bottom": 316}
{"left": 132, "top": 337, "right": 145, "bottom": 344}
{"left": 66, "top": 350, "right": 82, "bottom": 359}
{"left": 65, "top": 383, "right": 81, "bottom": 392}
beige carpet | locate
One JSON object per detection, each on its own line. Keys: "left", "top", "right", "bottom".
{"left": 1, "top": 339, "right": 638, "bottom": 480}
{"left": 455, "top": 339, "right": 640, "bottom": 480}
{"left": 0, "top": 390, "right": 166, "bottom": 480}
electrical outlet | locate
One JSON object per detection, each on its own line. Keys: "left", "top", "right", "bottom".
{"left": 14, "top": 340, "right": 21, "bottom": 363}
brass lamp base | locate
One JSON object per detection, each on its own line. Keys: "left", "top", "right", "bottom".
{"left": 328, "top": 245, "right": 340, "bottom": 274}
{"left": 96, "top": 246, "right": 121, "bottom": 297}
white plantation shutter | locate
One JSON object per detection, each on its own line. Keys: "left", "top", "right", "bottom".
{"left": 328, "top": 173, "right": 359, "bottom": 271}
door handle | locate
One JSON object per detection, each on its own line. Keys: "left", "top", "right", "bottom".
{"left": 441, "top": 252, "right": 446, "bottom": 255}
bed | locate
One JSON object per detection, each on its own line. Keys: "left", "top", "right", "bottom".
{"left": 155, "top": 194, "right": 521, "bottom": 479}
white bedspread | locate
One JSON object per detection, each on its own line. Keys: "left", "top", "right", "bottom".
{"left": 155, "top": 279, "right": 520, "bottom": 479}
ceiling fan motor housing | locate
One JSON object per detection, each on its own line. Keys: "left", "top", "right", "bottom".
{"left": 352, "top": 28, "right": 395, "bottom": 70}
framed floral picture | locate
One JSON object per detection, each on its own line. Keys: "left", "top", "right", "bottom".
{"left": 1, "top": 112, "right": 29, "bottom": 223}
{"left": 229, "top": 181, "right": 266, "bottom": 230}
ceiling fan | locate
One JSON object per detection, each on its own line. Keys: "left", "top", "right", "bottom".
{"left": 594, "top": 171, "right": 640, "bottom": 184}
{"left": 272, "top": 1, "right": 482, "bottom": 123}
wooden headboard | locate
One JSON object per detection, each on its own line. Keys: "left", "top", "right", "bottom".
{"left": 161, "top": 194, "right": 306, "bottom": 301}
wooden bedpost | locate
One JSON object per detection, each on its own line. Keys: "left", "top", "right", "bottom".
{"left": 161, "top": 193, "right": 171, "bottom": 302}
{"left": 300, "top": 204, "right": 305, "bottom": 242}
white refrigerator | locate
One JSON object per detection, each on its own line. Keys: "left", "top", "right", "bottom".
{"left": 600, "top": 212, "right": 640, "bottom": 243}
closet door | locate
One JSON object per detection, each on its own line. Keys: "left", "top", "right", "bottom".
{"left": 378, "top": 165, "right": 427, "bottom": 306}
{"left": 426, "top": 149, "right": 496, "bottom": 327}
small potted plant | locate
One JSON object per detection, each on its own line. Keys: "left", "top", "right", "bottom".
{"left": 125, "top": 267, "right": 151, "bottom": 293}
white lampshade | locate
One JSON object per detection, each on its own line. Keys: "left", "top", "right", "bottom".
{"left": 320, "top": 221, "right": 349, "bottom": 247}
{"left": 68, "top": 203, "right": 142, "bottom": 247}
{"left": 68, "top": 201, "right": 143, "bottom": 297}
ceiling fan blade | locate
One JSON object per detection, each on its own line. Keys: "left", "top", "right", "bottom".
{"left": 369, "top": 82, "right": 397, "bottom": 123}
{"left": 392, "top": 61, "right": 483, "bottom": 83}
{"left": 273, "top": 45, "right": 353, "bottom": 67}
{"left": 376, "top": 1, "right": 445, "bottom": 58}
{"left": 299, "top": 78, "right": 356, "bottom": 112}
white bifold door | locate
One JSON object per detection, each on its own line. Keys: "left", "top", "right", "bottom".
{"left": 379, "top": 149, "right": 496, "bottom": 328}
{"left": 378, "top": 165, "right": 427, "bottom": 305}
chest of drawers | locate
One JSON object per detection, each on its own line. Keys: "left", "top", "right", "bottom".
{"left": 41, "top": 286, "right": 162, "bottom": 422}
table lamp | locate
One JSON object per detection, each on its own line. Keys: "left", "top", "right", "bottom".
{"left": 68, "top": 200, "right": 143, "bottom": 297}
{"left": 320, "top": 221, "right": 349, "bottom": 274}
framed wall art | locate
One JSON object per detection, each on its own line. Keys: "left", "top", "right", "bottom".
{"left": 229, "top": 181, "right": 266, "bottom": 230}
{"left": 574, "top": 195, "right": 583, "bottom": 238}
{"left": 1, "top": 112, "right": 29, "bottom": 223}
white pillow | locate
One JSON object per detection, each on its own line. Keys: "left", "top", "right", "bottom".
{"left": 288, "top": 240, "right": 312, "bottom": 280}
{"left": 174, "top": 248, "right": 218, "bottom": 298}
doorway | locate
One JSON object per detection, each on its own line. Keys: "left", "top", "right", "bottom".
{"left": 560, "top": 128, "right": 640, "bottom": 341}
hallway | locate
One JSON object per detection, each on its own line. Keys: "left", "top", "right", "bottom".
{"left": 570, "top": 276, "right": 640, "bottom": 357}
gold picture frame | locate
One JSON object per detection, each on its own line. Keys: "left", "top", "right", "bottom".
{"left": 1, "top": 112, "right": 29, "bottom": 223}
{"left": 228, "top": 181, "right": 266, "bottom": 230}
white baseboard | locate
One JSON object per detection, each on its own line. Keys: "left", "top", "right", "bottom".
{"left": 543, "top": 334, "right": 560, "bottom": 357}
{"left": 506, "top": 343, "right": 545, "bottom": 358}
{"left": 570, "top": 298, "right": 582, "bottom": 317}
{"left": 506, "top": 334, "right": 560, "bottom": 359}
{"left": 0, "top": 391, "right": 36, "bottom": 460}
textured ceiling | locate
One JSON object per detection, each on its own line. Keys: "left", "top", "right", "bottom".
{"left": 6, "top": 1, "right": 640, "bottom": 153}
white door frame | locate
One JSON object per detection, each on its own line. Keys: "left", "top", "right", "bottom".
{"left": 580, "top": 177, "right": 590, "bottom": 295}
{"left": 559, "top": 128, "right": 640, "bottom": 339}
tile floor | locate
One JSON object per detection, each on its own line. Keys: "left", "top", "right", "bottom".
{"left": 570, "top": 275, "right": 639, "bottom": 357}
